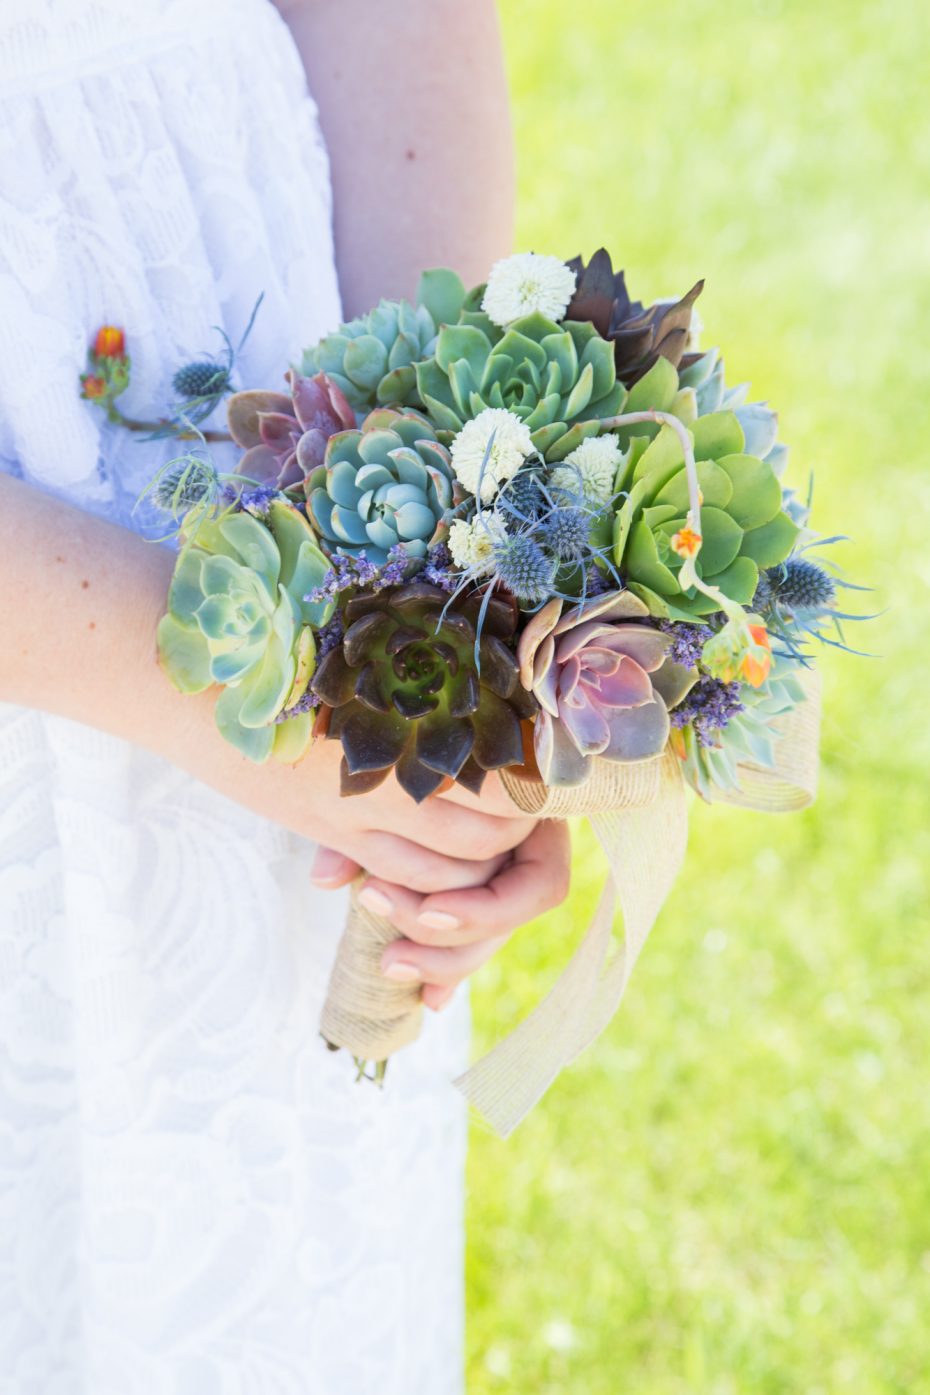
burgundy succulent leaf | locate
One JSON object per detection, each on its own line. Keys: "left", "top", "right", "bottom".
{"left": 565, "top": 248, "right": 704, "bottom": 386}
{"left": 227, "top": 370, "right": 356, "bottom": 490}
{"left": 516, "top": 590, "right": 697, "bottom": 787}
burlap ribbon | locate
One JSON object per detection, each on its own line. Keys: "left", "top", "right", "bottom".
{"left": 320, "top": 670, "right": 821, "bottom": 1136}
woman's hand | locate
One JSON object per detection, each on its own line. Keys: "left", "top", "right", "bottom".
{"left": 268, "top": 735, "right": 538, "bottom": 892}
{"left": 312, "top": 785, "right": 572, "bottom": 1014}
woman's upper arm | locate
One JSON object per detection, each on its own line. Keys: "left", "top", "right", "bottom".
{"left": 273, "top": 0, "right": 514, "bottom": 317}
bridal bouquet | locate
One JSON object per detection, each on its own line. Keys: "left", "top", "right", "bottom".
{"left": 83, "top": 252, "right": 861, "bottom": 1132}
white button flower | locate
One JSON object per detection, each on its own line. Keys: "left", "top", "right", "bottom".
{"left": 450, "top": 407, "right": 534, "bottom": 503}
{"left": 448, "top": 511, "right": 508, "bottom": 576}
{"left": 481, "top": 252, "right": 577, "bottom": 328}
{"left": 549, "top": 433, "right": 623, "bottom": 506}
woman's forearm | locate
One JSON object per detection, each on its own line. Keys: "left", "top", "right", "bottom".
{"left": 274, "top": 0, "right": 514, "bottom": 316}
{"left": 0, "top": 471, "right": 190, "bottom": 744}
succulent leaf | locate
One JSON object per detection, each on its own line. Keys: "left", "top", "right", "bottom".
{"left": 516, "top": 591, "right": 691, "bottom": 787}
{"left": 415, "top": 311, "right": 627, "bottom": 462}
{"left": 311, "top": 582, "right": 536, "bottom": 802}
{"left": 301, "top": 275, "right": 470, "bottom": 412}
{"left": 158, "top": 502, "right": 323, "bottom": 760}
{"left": 306, "top": 409, "right": 454, "bottom": 564}
{"left": 612, "top": 421, "right": 797, "bottom": 619}
{"left": 565, "top": 249, "right": 704, "bottom": 386}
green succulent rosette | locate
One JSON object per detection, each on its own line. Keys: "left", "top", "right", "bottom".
{"left": 305, "top": 408, "right": 457, "bottom": 564}
{"left": 678, "top": 347, "right": 789, "bottom": 477}
{"left": 310, "top": 581, "right": 537, "bottom": 802}
{"left": 157, "top": 500, "right": 333, "bottom": 761}
{"left": 612, "top": 409, "right": 800, "bottom": 620}
{"left": 414, "top": 310, "right": 627, "bottom": 462}
{"left": 300, "top": 269, "right": 468, "bottom": 412}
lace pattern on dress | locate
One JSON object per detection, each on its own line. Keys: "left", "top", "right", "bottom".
{"left": 0, "top": 4, "right": 468, "bottom": 1391}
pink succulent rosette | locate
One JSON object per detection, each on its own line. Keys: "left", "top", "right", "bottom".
{"left": 227, "top": 369, "right": 355, "bottom": 489}
{"left": 516, "top": 590, "right": 697, "bottom": 787}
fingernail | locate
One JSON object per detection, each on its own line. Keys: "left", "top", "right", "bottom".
{"left": 359, "top": 886, "right": 393, "bottom": 916}
{"left": 382, "top": 962, "right": 422, "bottom": 982}
{"left": 417, "top": 911, "right": 461, "bottom": 932}
{"left": 311, "top": 848, "right": 347, "bottom": 887}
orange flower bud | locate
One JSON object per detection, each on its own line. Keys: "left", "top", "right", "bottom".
{"left": 671, "top": 525, "right": 702, "bottom": 559}
{"left": 740, "top": 624, "right": 772, "bottom": 688}
{"left": 94, "top": 325, "right": 126, "bottom": 360}
{"left": 81, "top": 374, "right": 107, "bottom": 400}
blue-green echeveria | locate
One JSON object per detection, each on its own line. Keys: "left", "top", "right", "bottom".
{"left": 612, "top": 409, "right": 800, "bottom": 620}
{"left": 414, "top": 311, "right": 627, "bottom": 462}
{"left": 306, "top": 408, "right": 457, "bottom": 564}
{"left": 157, "top": 501, "right": 332, "bottom": 761}
{"left": 300, "top": 269, "right": 468, "bottom": 412}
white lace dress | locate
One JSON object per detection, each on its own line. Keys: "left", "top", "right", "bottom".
{"left": 0, "top": 3, "right": 469, "bottom": 1391}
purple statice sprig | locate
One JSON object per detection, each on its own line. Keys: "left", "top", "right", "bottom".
{"left": 422, "top": 541, "right": 459, "bottom": 592}
{"left": 669, "top": 676, "right": 744, "bottom": 747}
{"left": 658, "top": 619, "right": 715, "bottom": 669}
{"left": 235, "top": 484, "right": 279, "bottom": 518}
{"left": 305, "top": 544, "right": 420, "bottom": 608}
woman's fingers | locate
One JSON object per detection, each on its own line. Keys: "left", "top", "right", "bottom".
{"left": 310, "top": 844, "right": 361, "bottom": 889}
{"left": 382, "top": 929, "right": 510, "bottom": 987}
{"left": 376, "top": 819, "right": 571, "bottom": 987}
{"left": 412, "top": 818, "right": 573, "bottom": 941}
{"left": 349, "top": 831, "right": 509, "bottom": 894}
{"left": 421, "top": 983, "right": 456, "bottom": 1013}
{"left": 361, "top": 819, "right": 570, "bottom": 946}
{"left": 378, "top": 782, "right": 536, "bottom": 862}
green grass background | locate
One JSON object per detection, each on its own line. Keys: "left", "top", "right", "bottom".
{"left": 466, "top": 3, "right": 930, "bottom": 1390}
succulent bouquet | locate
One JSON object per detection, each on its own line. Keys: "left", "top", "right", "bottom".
{"left": 83, "top": 250, "right": 862, "bottom": 1132}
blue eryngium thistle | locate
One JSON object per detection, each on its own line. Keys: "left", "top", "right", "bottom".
{"left": 498, "top": 466, "right": 546, "bottom": 531}
{"left": 491, "top": 533, "right": 557, "bottom": 605}
{"left": 172, "top": 360, "right": 232, "bottom": 400}
{"left": 758, "top": 557, "right": 837, "bottom": 614}
{"left": 150, "top": 452, "right": 221, "bottom": 514}
{"left": 537, "top": 506, "right": 590, "bottom": 562}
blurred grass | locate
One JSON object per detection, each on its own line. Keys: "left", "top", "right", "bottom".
{"left": 466, "top": 2, "right": 930, "bottom": 1391}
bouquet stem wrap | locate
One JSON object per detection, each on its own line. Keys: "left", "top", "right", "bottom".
{"left": 320, "top": 883, "right": 423, "bottom": 1060}
{"left": 321, "top": 672, "right": 821, "bottom": 1137}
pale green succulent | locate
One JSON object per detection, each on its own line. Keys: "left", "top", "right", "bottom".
{"left": 157, "top": 501, "right": 332, "bottom": 761}
{"left": 300, "top": 269, "right": 468, "bottom": 412}
{"left": 414, "top": 311, "right": 628, "bottom": 462}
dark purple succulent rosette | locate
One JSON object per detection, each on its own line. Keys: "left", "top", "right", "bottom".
{"left": 310, "top": 582, "right": 537, "bottom": 803}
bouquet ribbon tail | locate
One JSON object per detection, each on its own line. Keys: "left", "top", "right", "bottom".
{"left": 453, "top": 667, "right": 822, "bottom": 1138}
